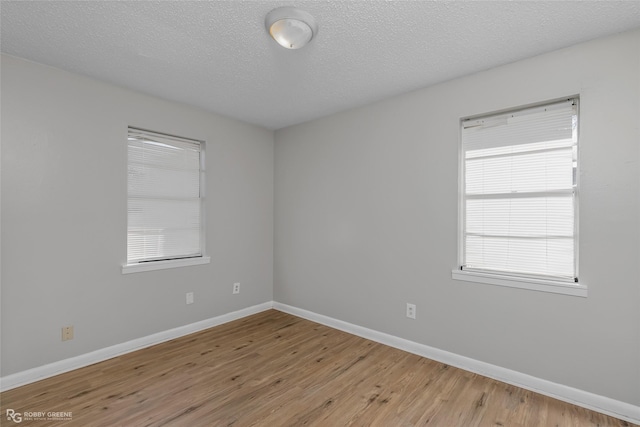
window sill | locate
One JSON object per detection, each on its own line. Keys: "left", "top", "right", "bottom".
{"left": 122, "top": 256, "right": 211, "bottom": 274}
{"left": 451, "top": 269, "right": 587, "bottom": 297}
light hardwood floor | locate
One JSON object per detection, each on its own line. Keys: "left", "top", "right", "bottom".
{"left": 1, "top": 310, "right": 636, "bottom": 427}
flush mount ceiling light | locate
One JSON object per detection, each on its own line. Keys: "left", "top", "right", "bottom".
{"left": 265, "top": 6, "right": 318, "bottom": 49}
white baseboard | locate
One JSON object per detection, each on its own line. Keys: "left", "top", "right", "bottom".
{"left": 273, "top": 302, "right": 640, "bottom": 425}
{"left": 0, "top": 302, "right": 273, "bottom": 392}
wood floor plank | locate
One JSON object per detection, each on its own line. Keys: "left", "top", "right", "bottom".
{"left": 1, "top": 310, "right": 636, "bottom": 427}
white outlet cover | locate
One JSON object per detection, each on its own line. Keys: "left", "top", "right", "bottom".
{"left": 186, "top": 292, "right": 194, "bottom": 304}
{"left": 406, "top": 303, "right": 416, "bottom": 319}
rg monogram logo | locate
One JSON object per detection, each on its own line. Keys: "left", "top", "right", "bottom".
{"left": 6, "top": 409, "right": 23, "bottom": 423}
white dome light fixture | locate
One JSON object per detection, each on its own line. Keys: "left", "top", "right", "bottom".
{"left": 265, "top": 6, "right": 318, "bottom": 49}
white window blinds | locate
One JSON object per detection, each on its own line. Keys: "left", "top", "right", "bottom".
{"left": 460, "top": 99, "right": 578, "bottom": 282}
{"left": 127, "top": 128, "right": 204, "bottom": 264}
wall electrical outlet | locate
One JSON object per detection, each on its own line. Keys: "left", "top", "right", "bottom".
{"left": 186, "top": 292, "right": 194, "bottom": 305}
{"left": 62, "top": 326, "right": 74, "bottom": 341}
{"left": 406, "top": 303, "right": 416, "bottom": 319}
{"left": 233, "top": 283, "right": 240, "bottom": 294}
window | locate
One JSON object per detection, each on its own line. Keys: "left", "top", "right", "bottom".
{"left": 452, "top": 98, "right": 586, "bottom": 296}
{"left": 123, "top": 127, "right": 209, "bottom": 274}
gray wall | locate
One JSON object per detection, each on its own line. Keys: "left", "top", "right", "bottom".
{"left": 1, "top": 55, "right": 274, "bottom": 376}
{"left": 274, "top": 29, "right": 640, "bottom": 405}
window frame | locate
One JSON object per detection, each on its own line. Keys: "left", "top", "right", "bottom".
{"left": 122, "top": 127, "right": 210, "bottom": 274}
{"left": 452, "top": 98, "right": 587, "bottom": 297}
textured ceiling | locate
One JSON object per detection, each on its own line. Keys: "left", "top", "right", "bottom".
{"left": 2, "top": 1, "right": 640, "bottom": 130}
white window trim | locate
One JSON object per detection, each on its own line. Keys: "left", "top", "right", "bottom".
{"left": 451, "top": 269, "right": 587, "bottom": 297}
{"left": 454, "top": 97, "right": 586, "bottom": 297}
{"left": 124, "top": 127, "right": 208, "bottom": 274}
{"left": 122, "top": 256, "right": 211, "bottom": 274}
